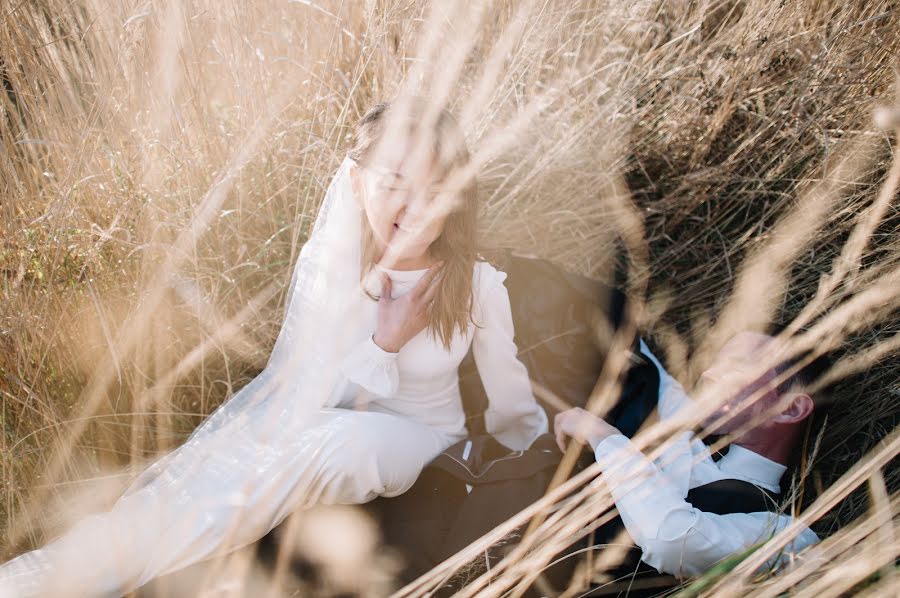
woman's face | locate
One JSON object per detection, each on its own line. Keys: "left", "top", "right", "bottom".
{"left": 352, "top": 138, "right": 452, "bottom": 264}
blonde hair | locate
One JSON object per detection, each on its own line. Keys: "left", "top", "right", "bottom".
{"left": 349, "top": 99, "right": 477, "bottom": 349}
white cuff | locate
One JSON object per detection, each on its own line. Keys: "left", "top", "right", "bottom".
{"left": 593, "top": 433, "right": 632, "bottom": 466}
{"left": 340, "top": 335, "right": 400, "bottom": 398}
{"left": 593, "top": 434, "right": 663, "bottom": 503}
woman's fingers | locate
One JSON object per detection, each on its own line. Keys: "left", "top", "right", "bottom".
{"left": 380, "top": 274, "right": 393, "bottom": 303}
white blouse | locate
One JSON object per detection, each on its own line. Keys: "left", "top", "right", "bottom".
{"left": 0, "top": 261, "right": 549, "bottom": 598}
{"left": 337, "top": 260, "right": 549, "bottom": 451}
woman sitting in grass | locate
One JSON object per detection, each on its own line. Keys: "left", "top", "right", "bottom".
{"left": 0, "top": 98, "right": 547, "bottom": 598}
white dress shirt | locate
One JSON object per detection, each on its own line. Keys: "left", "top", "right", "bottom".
{"left": 592, "top": 340, "right": 820, "bottom": 578}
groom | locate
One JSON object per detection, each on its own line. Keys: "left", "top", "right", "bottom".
{"left": 554, "top": 331, "right": 823, "bottom": 582}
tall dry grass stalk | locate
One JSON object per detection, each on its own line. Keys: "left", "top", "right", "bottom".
{"left": 1, "top": 0, "right": 898, "bottom": 596}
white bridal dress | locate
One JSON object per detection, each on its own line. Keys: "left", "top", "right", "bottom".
{"left": 0, "top": 159, "right": 548, "bottom": 597}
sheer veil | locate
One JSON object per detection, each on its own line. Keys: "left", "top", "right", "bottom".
{"left": 125, "top": 156, "right": 368, "bottom": 494}
{"left": 0, "top": 157, "right": 374, "bottom": 596}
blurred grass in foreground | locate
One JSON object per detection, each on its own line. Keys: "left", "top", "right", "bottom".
{"left": 1, "top": 1, "right": 898, "bottom": 596}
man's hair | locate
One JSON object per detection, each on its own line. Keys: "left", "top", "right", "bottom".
{"left": 773, "top": 351, "right": 830, "bottom": 395}
{"left": 766, "top": 323, "right": 832, "bottom": 397}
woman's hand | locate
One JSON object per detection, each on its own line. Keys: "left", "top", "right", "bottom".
{"left": 554, "top": 407, "right": 621, "bottom": 452}
{"left": 372, "top": 263, "right": 442, "bottom": 353}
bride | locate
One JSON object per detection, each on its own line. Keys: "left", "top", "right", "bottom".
{"left": 0, "top": 98, "right": 548, "bottom": 597}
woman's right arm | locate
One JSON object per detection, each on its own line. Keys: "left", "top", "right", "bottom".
{"left": 340, "top": 335, "right": 400, "bottom": 398}
{"left": 371, "top": 265, "right": 441, "bottom": 352}
{"left": 340, "top": 264, "right": 441, "bottom": 398}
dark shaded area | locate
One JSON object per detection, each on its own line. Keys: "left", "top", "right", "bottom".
{"left": 620, "top": 30, "right": 900, "bottom": 534}
{"left": 459, "top": 250, "right": 632, "bottom": 434}
{"left": 0, "top": 58, "right": 20, "bottom": 120}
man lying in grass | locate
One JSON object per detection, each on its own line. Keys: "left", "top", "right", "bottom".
{"left": 555, "top": 331, "right": 822, "bottom": 580}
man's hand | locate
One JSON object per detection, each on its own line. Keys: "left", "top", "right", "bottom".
{"left": 372, "top": 262, "right": 442, "bottom": 353}
{"left": 554, "top": 407, "right": 622, "bottom": 452}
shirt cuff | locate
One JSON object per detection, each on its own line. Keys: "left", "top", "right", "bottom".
{"left": 593, "top": 434, "right": 662, "bottom": 502}
{"left": 486, "top": 406, "right": 549, "bottom": 452}
{"left": 593, "top": 433, "right": 631, "bottom": 464}
{"left": 340, "top": 335, "right": 400, "bottom": 398}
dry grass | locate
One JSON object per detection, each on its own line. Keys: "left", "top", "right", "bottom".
{"left": 1, "top": 0, "right": 898, "bottom": 596}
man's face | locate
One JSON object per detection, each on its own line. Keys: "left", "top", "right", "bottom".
{"left": 697, "top": 332, "right": 782, "bottom": 434}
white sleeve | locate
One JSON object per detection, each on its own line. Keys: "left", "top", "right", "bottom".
{"left": 593, "top": 435, "right": 820, "bottom": 577}
{"left": 340, "top": 335, "right": 400, "bottom": 399}
{"left": 472, "top": 264, "right": 549, "bottom": 451}
{"left": 639, "top": 338, "right": 695, "bottom": 421}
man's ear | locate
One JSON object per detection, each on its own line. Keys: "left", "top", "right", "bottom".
{"left": 774, "top": 393, "right": 814, "bottom": 424}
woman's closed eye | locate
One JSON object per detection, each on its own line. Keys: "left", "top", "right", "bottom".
{"left": 381, "top": 181, "right": 444, "bottom": 199}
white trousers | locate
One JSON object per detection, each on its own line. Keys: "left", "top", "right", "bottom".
{"left": 0, "top": 408, "right": 453, "bottom": 597}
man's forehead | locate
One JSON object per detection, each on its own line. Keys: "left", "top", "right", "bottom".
{"left": 720, "top": 331, "right": 774, "bottom": 358}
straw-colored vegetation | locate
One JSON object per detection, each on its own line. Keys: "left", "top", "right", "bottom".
{"left": 1, "top": 0, "right": 898, "bottom": 596}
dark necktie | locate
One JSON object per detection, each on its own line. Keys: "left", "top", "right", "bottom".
{"left": 701, "top": 433, "right": 727, "bottom": 462}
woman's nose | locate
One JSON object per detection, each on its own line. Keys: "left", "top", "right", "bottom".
{"left": 393, "top": 189, "right": 417, "bottom": 213}
{"left": 400, "top": 196, "right": 428, "bottom": 224}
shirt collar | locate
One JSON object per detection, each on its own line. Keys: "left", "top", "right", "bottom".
{"left": 717, "top": 445, "right": 786, "bottom": 493}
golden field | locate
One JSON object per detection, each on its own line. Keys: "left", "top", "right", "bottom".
{"left": 1, "top": 1, "right": 898, "bottom": 595}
